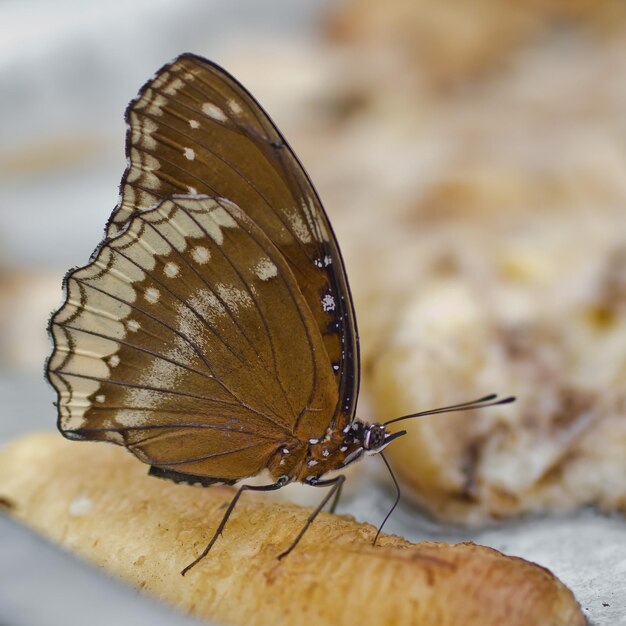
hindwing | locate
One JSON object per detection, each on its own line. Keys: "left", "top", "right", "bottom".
{"left": 48, "top": 196, "right": 338, "bottom": 480}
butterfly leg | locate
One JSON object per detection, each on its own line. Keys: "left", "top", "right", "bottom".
{"left": 328, "top": 476, "right": 344, "bottom": 514}
{"left": 372, "top": 451, "right": 401, "bottom": 547}
{"left": 277, "top": 474, "right": 346, "bottom": 560}
{"left": 181, "top": 477, "right": 289, "bottom": 576}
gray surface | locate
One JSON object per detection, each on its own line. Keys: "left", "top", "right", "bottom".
{"left": 1, "top": 371, "right": 625, "bottom": 625}
{"left": 0, "top": 515, "right": 207, "bottom": 626}
{"left": 0, "top": 0, "right": 330, "bottom": 270}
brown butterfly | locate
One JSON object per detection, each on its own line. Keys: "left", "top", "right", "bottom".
{"left": 46, "top": 54, "right": 513, "bottom": 575}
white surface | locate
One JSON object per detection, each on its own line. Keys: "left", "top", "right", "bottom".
{"left": 0, "top": 515, "right": 206, "bottom": 626}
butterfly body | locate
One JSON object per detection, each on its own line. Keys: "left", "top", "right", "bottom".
{"left": 266, "top": 420, "right": 397, "bottom": 483}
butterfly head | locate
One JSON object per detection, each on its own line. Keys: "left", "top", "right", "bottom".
{"left": 364, "top": 423, "right": 407, "bottom": 454}
{"left": 337, "top": 421, "right": 407, "bottom": 469}
{"left": 334, "top": 395, "right": 515, "bottom": 471}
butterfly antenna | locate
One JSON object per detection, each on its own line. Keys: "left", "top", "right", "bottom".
{"left": 373, "top": 451, "right": 401, "bottom": 547}
{"left": 383, "top": 394, "right": 515, "bottom": 427}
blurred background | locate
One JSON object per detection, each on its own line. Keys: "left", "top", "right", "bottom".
{"left": 1, "top": 1, "right": 626, "bottom": 624}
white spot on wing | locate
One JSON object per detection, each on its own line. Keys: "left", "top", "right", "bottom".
{"left": 189, "top": 119, "right": 200, "bottom": 129}
{"left": 202, "top": 102, "right": 227, "bottom": 122}
{"left": 95, "top": 394, "right": 105, "bottom": 403}
{"left": 188, "top": 186, "right": 198, "bottom": 194}
{"left": 191, "top": 246, "right": 210, "bottom": 264}
{"left": 108, "top": 355, "right": 120, "bottom": 368}
{"left": 164, "top": 262, "right": 179, "bottom": 278}
{"left": 286, "top": 209, "right": 312, "bottom": 243}
{"left": 315, "top": 256, "right": 334, "bottom": 268}
{"left": 184, "top": 147, "right": 195, "bottom": 161}
{"left": 145, "top": 287, "right": 160, "bottom": 304}
{"left": 254, "top": 258, "right": 278, "bottom": 281}
{"left": 216, "top": 284, "right": 253, "bottom": 311}
{"left": 228, "top": 100, "right": 243, "bottom": 115}
{"left": 127, "top": 319, "right": 140, "bottom": 332}
{"left": 322, "top": 294, "right": 336, "bottom": 312}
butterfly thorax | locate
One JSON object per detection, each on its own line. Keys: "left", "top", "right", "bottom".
{"left": 267, "top": 420, "right": 390, "bottom": 483}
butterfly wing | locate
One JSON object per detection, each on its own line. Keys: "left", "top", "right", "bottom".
{"left": 111, "top": 54, "right": 359, "bottom": 433}
{"left": 48, "top": 196, "right": 338, "bottom": 481}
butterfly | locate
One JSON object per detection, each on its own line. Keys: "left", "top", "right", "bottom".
{"left": 46, "top": 53, "right": 513, "bottom": 575}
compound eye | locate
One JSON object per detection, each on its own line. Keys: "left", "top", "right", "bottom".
{"left": 374, "top": 429, "right": 384, "bottom": 448}
{"left": 365, "top": 426, "right": 385, "bottom": 450}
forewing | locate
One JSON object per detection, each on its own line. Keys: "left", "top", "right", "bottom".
{"left": 48, "top": 196, "right": 338, "bottom": 480}
{"left": 111, "top": 54, "right": 359, "bottom": 432}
